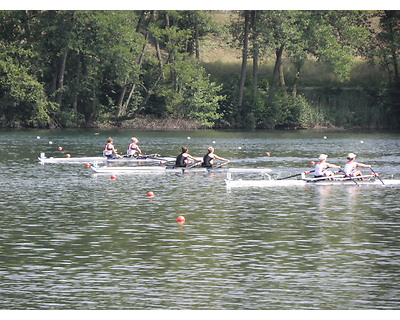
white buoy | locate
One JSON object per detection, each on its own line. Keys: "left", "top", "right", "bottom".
{"left": 360, "top": 140, "right": 364, "bottom": 144}
{"left": 238, "top": 147, "right": 242, "bottom": 149}
{"left": 187, "top": 137, "right": 191, "bottom": 139}
{"left": 323, "top": 136, "right": 327, "bottom": 139}
{"left": 49, "top": 141, "right": 53, "bottom": 145}
{"left": 37, "top": 136, "right": 40, "bottom": 139}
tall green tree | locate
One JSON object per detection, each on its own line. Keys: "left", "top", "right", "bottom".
{"left": 367, "top": 10, "right": 400, "bottom": 83}
{"left": 0, "top": 44, "right": 55, "bottom": 127}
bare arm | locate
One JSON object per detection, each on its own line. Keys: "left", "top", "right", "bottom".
{"left": 326, "top": 162, "right": 341, "bottom": 169}
{"left": 214, "top": 154, "right": 229, "bottom": 162}
{"left": 187, "top": 154, "right": 202, "bottom": 162}
{"left": 356, "top": 162, "right": 371, "bottom": 168}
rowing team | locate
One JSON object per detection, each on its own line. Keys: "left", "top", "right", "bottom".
{"left": 175, "top": 146, "right": 229, "bottom": 168}
{"left": 314, "top": 153, "right": 371, "bottom": 179}
{"left": 103, "top": 137, "right": 142, "bottom": 159}
{"left": 103, "top": 137, "right": 229, "bottom": 168}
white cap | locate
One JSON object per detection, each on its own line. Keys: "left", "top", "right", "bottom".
{"left": 318, "top": 154, "right": 328, "bottom": 161}
{"left": 347, "top": 153, "right": 356, "bottom": 159}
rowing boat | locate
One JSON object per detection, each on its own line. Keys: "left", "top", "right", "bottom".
{"left": 90, "top": 164, "right": 272, "bottom": 174}
{"left": 225, "top": 172, "right": 400, "bottom": 188}
{"left": 226, "top": 178, "right": 400, "bottom": 187}
{"left": 38, "top": 153, "right": 175, "bottom": 164}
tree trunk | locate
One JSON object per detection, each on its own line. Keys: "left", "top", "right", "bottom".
{"left": 50, "top": 59, "right": 58, "bottom": 102}
{"left": 238, "top": 11, "right": 250, "bottom": 111}
{"left": 73, "top": 59, "right": 82, "bottom": 126}
{"left": 251, "top": 10, "right": 258, "bottom": 98}
{"left": 272, "top": 45, "right": 284, "bottom": 87}
{"left": 117, "top": 77, "right": 128, "bottom": 109}
{"left": 279, "top": 63, "right": 286, "bottom": 87}
{"left": 384, "top": 11, "right": 399, "bottom": 81}
{"left": 195, "top": 19, "right": 200, "bottom": 59}
{"left": 292, "top": 59, "right": 305, "bottom": 97}
{"left": 118, "top": 11, "right": 155, "bottom": 117}
{"left": 138, "top": 73, "right": 163, "bottom": 111}
{"left": 55, "top": 48, "right": 68, "bottom": 106}
{"left": 292, "top": 69, "right": 300, "bottom": 97}
{"left": 155, "top": 37, "right": 164, "bottom": 78}
{"left": 165, "top": 11, "right": 171, "bottom": 43}
{"left": 269, "top": 44, "right": 285, "bottom": 100}
{"left": 136, "top": 10, "right": 146, "bottom": 32}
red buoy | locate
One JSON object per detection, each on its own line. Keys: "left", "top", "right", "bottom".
{"left": 111, "top": 174, "right": 117, "bottom": 180}
{"left": 265, "top": 152, "right": 270, "bottom": 156}
{"left": 310, "top": 161, "right": 315, "bottom": 165}
{"left": 84, "top": 163, "right": 90, "bottom": 168}
{"left": 147, "top": 191, "right": 155, "bottom": 197}
{"left": 177, "top": 216, "right": 185, "bottom": 224}
{"left": 66, "top": 154, "right": 71, "bottom": 158}
{"left": 58, "top": 146, "right": 63, "bottom": 151}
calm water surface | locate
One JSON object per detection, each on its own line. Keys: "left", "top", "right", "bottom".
{"left": 1, "top": 129, "right": 400, "bottom": 309}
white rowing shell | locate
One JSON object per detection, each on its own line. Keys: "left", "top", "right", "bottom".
{"left": 225, "top": 179, "right": 400, "bottom": 188}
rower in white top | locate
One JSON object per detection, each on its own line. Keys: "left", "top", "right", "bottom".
{"left": 343, "top": 153, "right": 371, "bottom": 178}
{"left": 314, "top": 154, "right": 341, "bottom": 180}
{"left": 126, "top": 137, "right": 142, "bottom": 157}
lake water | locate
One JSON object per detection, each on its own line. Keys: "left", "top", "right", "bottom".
{"left": 1, "top": 128, "right": 400, "bottom": 310}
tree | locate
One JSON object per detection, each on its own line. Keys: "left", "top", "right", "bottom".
{"left": 237, "top": 11, "right": 250, "bottom": 114}
{"left": 0, "top": 44, "right": 55, "bottom": 127}
{"left": 367, "top": 10, "right": 400, "bottom": 83}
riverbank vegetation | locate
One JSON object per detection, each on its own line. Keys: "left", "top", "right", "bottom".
{"left": 0, "top": 10, "right": 399, "bottom": 129}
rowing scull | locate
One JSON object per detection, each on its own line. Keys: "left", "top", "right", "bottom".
{"left": 90, "top": 164, "right": 272, "bottom": 174}
{"left": 225, "top": 172, "right": 400, "bottom": 188}
{"left": 38, "top": 153, "right": 175, "bottom": 164}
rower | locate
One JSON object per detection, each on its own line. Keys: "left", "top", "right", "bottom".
{"left": 127, "top": 137, "right": 142, "bottom": 157}
{"left": 202, "top": 147, "right": 229, "bottom": 168}
{"left": 175, "top": 147, "right": 200, "bottom": 167}
{"left": 343, "top": 153, "right": 371, "bottom": 178}
{"left": 314, "top": 154, "right": 341, "bottom": 180}
{"left": 103, "top": 137, "right": 122, "bottom": 159}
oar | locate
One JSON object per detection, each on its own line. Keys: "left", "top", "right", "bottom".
{"left": 338, "top": 169, "right": 359, "bottom": 186}
{"left": 139, "top": 153, "right": 161, "bottom": 159}
{"left": 213, "top": 161, "right": 229, "bottom": 169}
{"left": 277, "top": 170, "right": 314, "bottom": 180}
{"left": 370, "top": 167, "right": 385, "bottom": 185}
{"left": 180, "top": 161, "right": 202, "bottom": 173}
{"left": 187, "top": 161, "right": 202, "bottom": 169}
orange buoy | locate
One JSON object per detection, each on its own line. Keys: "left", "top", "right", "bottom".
{"left": 177, "top": 216, "right": 185, "bottom": 224}
{"left": 66, "top": 154, "right": 71, "bottom": 158}
{"left": 111, "top": 174, "right": 117, "bottom": 180}
{"left": 147, "top": 191, "right": 155, "bottom": 197}
{"left": 58, "top": 146, "right": 63, "bottom": 151}
{"left": 84, "top": 163, "right": 90, "bottom": 168}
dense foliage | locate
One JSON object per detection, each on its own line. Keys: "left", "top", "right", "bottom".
{"left": 0, "top": 10, "right": 398, "bottom": 129}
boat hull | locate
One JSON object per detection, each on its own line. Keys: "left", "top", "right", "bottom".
{"left": 38, "top": 153, "right": 175, "bottom": 164}
{"left": 226, "top": 178, "right": 400, "bottom": 188}
{"left": 90, "top": 165, "right": 272, "bottom": 174}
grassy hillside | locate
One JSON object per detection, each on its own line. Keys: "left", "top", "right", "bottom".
{"left": 200, "top": 12, "right": 241, "bottom": 63}
{"left": 200, "top": 12, "right": 388, "bottom": 89}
